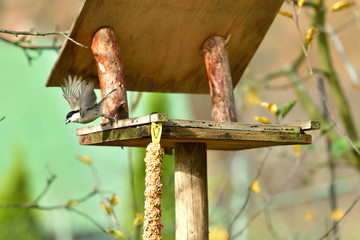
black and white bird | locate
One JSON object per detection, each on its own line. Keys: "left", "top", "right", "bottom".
{"left": 61, "top": 76, "right": 117, "bottom": 124}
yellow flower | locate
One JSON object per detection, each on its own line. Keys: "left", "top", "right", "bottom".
{"left": 250, "top": 180, "right": 261, "bottom": 194}
{"left": 278, "top": 10, "right": 293, "bottom": 18}
{"left": 329, "top": 1, "right": 355, "bottom": 12}
{"left": 294, "top": 145, "right": 301, "bottom": 157}
{"left": 305, "top": 26, "right": 318, "bottom": 45}
{"left": 303, "top": 210, "right": 313, "bottom": 222}
{"left": 109, "top": 194, "right": 119, "bottom": 207}
{"left": 78, "top": 155, "right": 92, "bottom": 165}
{"left": 298, "top": 0, "right": 306, "bottom": 7}
{"left": 209, "top": 226, "right": 229, "bottom": 240}
{"left": 331, "top": 208, "right": 345, "bottom": 221}
{"left": 253, "top": 116, "right": 272, "bottom": 124}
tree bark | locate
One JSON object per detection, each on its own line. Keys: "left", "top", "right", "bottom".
{"left": 202, "top": 36, "right": 237, "bottom": 122}
{"left": 91, "top": 27, "right": 129, "bottom": 123}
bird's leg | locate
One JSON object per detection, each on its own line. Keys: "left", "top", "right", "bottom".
{"left": 102, "top": 114, "right": 118, "bottom": 123}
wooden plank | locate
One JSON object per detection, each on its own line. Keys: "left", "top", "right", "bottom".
{"left": 78, "top": 124, "right": 312, "bottom": 150}
{"left": 285, "top": 120, "right": 321, "bottom": 131}
{"left": 77, "top": 117, "right": 310, "bottom": 136}
{"left": 76, "top": 113, "right": 168, "bottom": 136}
{"left": 165, "top": 119, "right": 303, "bottom": 133}
{"left": 175, "top": 143, "right": 208, "bottom": 240}
{"left": 45, "top": 0, "right": 284, "bottom": 93}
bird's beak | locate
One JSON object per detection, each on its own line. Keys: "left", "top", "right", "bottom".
{"left": 65, "top": 119, "right": 70, "bottom": 124}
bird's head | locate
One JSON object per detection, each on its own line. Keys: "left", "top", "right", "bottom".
{"left": 65, "top": 110, "right": 80, "bottom": 124}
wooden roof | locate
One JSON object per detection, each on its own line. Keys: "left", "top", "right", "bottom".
{"left": 46, "top": 0, "right": 284, "bottom": 93}
{"left": 76, "top": 114, "right": 319, "bottom": 150}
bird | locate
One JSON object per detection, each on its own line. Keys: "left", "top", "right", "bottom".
{"left": 61, "top": 75, "right": 118, "bottom": 124}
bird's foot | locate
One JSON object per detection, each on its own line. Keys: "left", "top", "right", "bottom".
{"left": 102, "top": 114, "right": 118, "bottom": 124}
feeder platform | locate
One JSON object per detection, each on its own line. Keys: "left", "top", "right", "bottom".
{"left": 76, "top": 113, "right": 320, "bottom": 150}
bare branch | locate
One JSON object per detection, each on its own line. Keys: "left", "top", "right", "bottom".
{"left": 0, "top": 36, "right": 62, "bottom": 50}
{"left": 0, "top": 28, "right": 88, "bottom": 49}
{"left": 0, "top": 29, "right": 68, "bottom": 37}
{"left": 0, "top": 175, "right": 107, "bottom": 235}
{"left": 68, "top": 206, "right": 107, "bottom": 234}
{"left": 32, "top": 174, "right": 57, "bottom": 204}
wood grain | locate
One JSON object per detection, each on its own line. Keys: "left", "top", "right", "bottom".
{"left": 175, "top": 143, "right": 208, "bottom": 240}
{"left": 76, "top": 113, "right": 168, "bottom": 136}
{"left": 77, "top": 119, "right": 315, "bottom": 150}
{"left": 46, "top": 0, "right": 284, "bottom": 93}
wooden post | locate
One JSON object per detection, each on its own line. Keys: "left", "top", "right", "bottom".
{"left": 201, "top": 36, "right": 238, "bottom": 122}
{"left": 175, "top": 143, "right": 208, "bottom": 240}
{"left": 91, "top": 27, "right": 129, "bottom": 123}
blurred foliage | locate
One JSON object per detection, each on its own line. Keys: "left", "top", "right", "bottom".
{"left": 0, "top": 149, "right": 44, "bottom": 240}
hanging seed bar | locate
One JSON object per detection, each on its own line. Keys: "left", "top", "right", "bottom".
{"left": 143, "top": 142, "right": 164, "bottom": 239}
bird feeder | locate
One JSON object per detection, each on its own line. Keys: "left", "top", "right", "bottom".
{"left": 46, "top": 0, "right": 320, "bottom": 239}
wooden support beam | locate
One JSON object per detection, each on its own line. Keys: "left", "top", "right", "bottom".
{"left": 91, "top": 27, "right": 129, "bottom": 123}
{"left": 175, "top": 143, "right": 208, "bottom": 240}
{"left": 202, "top": 35, "right": 237, "bottom": 122}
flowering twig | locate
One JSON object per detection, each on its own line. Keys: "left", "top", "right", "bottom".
{"left": 317, "top": 191, "right": 360, "bottom": 240}
{"left": 228, "top": 148, "right": 271, "bottom": 234}
{"left": 229, "top": 139, "right": 320, "bottom": 239}
{"left": 289, "top": 0, "right": 360, "bottom": 156}
{"left": 0, "top": 174, "right": 105, "bottom": 233}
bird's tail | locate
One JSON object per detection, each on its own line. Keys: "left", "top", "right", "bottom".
{"left": 98, "top": 89, "right": 117, "bottom": 107}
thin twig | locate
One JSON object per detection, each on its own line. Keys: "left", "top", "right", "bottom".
{"left": 261, "top": 195, "right": 283, "bottom": 240}
{"left": 289, "top": 0, "right": 360, "bottom": 156}
{"left": 228, "top": 148, "right": 272, "bottom": 235}
{"left": 327, "top": 24, "right": 360, "bottom": 86}
{"left": 0, "top": 29, "right": 88, "bottom": 48}
{"left": 317, "top": 191, "right": 360, "bottom": 240}
{"left": 0, "top": 175, "right": 109, "bottom": 236}
{"left": 32, "top": 174, "right": 57, "bottom": 204}
{"left": 0, "top": 116, "right": 5, "bottom": 122}
{"left": 319, "top": 74, "right": 339, "bottom": 240}
{"left": 0, "top": 29, "right": 68, "bottom": 37}
{"left": 109, "top": 207, "right": 130, "bottom": 240}
{"left": 68, "top": 206, "right": 107, "bottom": 233}
{"left": 209, "top": 157, "right": 233, "bottom": 224}
{"left": 0, "top": 36, "right": 62, "bottom": 50}
{"left": 230, "top": 149, "right": 306, "bottom": 239}
{"left": 84, "top": 157, "right": 129, "bottom": 238}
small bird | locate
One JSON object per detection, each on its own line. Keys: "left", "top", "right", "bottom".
{"left": 61, "top": 75, "right": 118, "bottom": 124}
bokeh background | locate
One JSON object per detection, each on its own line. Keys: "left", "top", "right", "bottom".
{"left": 1, "top": 0, "right": 360, "bottom": 239}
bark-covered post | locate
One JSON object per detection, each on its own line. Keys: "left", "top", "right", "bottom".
{"left": 91, "top": 27, "right": 129, "bottom": 123}
{"left": 201, "top": 35, "right": 238, "bottom": 122}
{"left": 175, "top": 143, "right": 208, "bottom": 240}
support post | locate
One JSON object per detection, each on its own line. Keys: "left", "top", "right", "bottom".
{"left": 201, "top": 35, "right": 238, "bottom": 122}
{"left": 175, "top": 143, "right": 208, "bottom": 240}
{"left": 91, "top": 27, "right": 129, "bottom": 123}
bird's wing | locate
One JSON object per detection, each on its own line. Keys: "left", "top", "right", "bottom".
{"left": 79, "top": 80, "right": 97, "bottom": 117}
{"left": 61, "top": 75, "right": 85, "bottom": 111}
